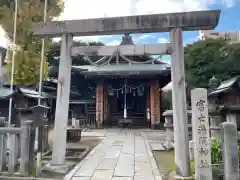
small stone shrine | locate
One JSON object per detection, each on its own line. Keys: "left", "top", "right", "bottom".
{"left": 208, "top": 76, "right": 240, "bottom": 137}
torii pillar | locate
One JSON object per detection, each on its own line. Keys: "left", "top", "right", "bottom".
{"left": 49, "top": 34, "right": 73, "bottom": 172}
{"left": 170, "top": 28, "right": 190, "bottom": 177}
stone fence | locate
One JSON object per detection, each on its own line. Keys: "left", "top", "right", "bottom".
{"left": 163, "top": 109, "right": 240, "bottom": 150}
{"left": 0, "top": 119, "right": 33, "bottom": 175}
{"left": 164, "top": 88, "right": 240, "bottom": 179}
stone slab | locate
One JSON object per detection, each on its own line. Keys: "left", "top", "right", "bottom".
{"left": 32, "top": 10, "right": 220, "bottom": 37}
{"left": 112, "top": 177, "right": 133, "bottom": 180}
{"left": 104, "top": 147, "right": 122, "bottom": 158}
{"left": 74, "top": 167, "right": 95, "bottom": 177}
{"left": 71, "top": 177, "right": 91, "bottom": 180}
{"left": 150, "top": 143, "right": 165, "bottom": 151}
{"left": 134, "top": 153, "right": 149, "bottom": 162}
{"left": 96, "top": 158, "right": 118, "bottom": 170}
{"left": 114, "top": 164, "right": 134, "bottom": 177}
{"left": 91, "top": 170, "right": 114, "bottom": 180}
{"left": 64, "top": 129, "right": 163, "bottom": 180}
{"left": 134, "top": 175, "right": 155, "bottom": 180}
{"left": 135, "top": 162, "right": 153, "bottom": 176}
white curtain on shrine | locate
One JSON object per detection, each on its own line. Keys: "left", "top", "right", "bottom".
{"left": 162, "top": 81, "right": 172, "bottom": 92}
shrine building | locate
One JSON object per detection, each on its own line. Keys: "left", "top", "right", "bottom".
{"left": 45, "top": 34, "right": 171, "bottom": 128}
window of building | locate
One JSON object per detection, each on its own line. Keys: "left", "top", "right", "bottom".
{"left": 210, "top": 32, "right": 219, "bottom": 36}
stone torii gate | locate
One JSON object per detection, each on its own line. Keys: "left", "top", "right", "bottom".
{"left": 31, "top": 10, "right": 220, "bottom": 177}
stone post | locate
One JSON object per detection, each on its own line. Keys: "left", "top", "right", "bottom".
{"left": 19, "top": 120, "right": 32, "bottom": 175}
{"left": 0, "top": 134, "right": 6, "bottom": 172}
{"left": 0, "top": 117, "right": 6, "bottom": 171}
{"left": 191, "top": 88, "right": 212, "bottom": 180}
{"left": 8, "top": 125, "right": 18, "bottom": 174}
{"left": 170, "top": 28, "right": 190, "bottom": 177}
{"left": 226, "top": 113, "right": 237, "bottom": 124}
{"left": 43, "top": 125, "right": 48, "bottom": 152}
{"left": 50, "top": 34, "right": 73, "bottom": 171}
{"left": 221, "top": 122, "right": 239, "bottom": 180}
{"left": 0, "top": 47, "right": 6, "bottom": 86}
{"left": 0, "top": 49, "right": 3, "bottom": 86}
{"left": 163, "top": 110, "right": 174, "bottom": 150}
{"left": 210, "top": 115, "right": 221, "bottom": 139}
{"left": 189, "top": 140, "right": 194, "bottom": 161}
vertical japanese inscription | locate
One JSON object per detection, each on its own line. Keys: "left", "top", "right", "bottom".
{"left": 191, "top": 88, "right": 212, "bottom": 180}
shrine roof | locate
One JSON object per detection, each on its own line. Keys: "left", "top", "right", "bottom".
{"left": 208, "top": 76, "right": 240, "bottom": 96}
{"left": 18, "top": 88, "right": 56, "bottom": 99}
{"left": 72, "top": 63, "right": 171, "bottom": 76}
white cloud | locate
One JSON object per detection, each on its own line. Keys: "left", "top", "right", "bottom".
{"left": 57, "top": 0, "right": 237, "bottom": 42}
{"left": 0, "top": 26, "right": 9, "bottom": 48}
{"left": 59, "top": 0, "right": 237, "bottom": 21}
{"left": 138, "top": 34, "right": 155, "bottom": 40}
{"left": 1, "top": 0, "right": 237, "bottom": 45}
{"left": 223, "top": 0, "right": 238, "bottom": 7}
{"left": 106, "top": 40, "right": 121, "bottom": 46}
{"left": 157, "top": 37, "right": 169, "bottom": 43}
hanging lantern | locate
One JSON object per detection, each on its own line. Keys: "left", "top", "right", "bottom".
{"left": 108, "top": 88, "right": 114, "bottom": 96}
{"left": 138, "top": 87, "right": 143, "bottom": 96}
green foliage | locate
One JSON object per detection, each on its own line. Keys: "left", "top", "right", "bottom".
{"left": 211, "top": 139, "right": 240, "bottom": 165}
{"left": 211, "top": 139, "right": 222, "bottom": 164}
{"left": 185, "top": 38, "right": 240, "bottom": 89}
{"left": 47, "top": 40, "right": 105, "bottom": 66}
{"left": 6, "top": 48, "right": 48, "bottom": 85}
{"left": 0, "top": 0, "right": 64, "bottom": 85}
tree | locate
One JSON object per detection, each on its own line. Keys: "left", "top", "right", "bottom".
{"left": 185, "top": 38, "right": 240, "bottom": 89}
{"left": 0, "top": 0, "right": 64, "bottom": 85}
{"left": 47, "top": 40, "right": 105, "bottom": 66}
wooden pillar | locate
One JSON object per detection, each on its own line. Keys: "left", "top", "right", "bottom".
{"left": 103, "top": 85, "right": 109, "bottom": 125}
{"left": 157, "top": 86, "right": 161, "bottom": 122}
{"left": 150, "top": 80, "right": 160, "bottom": 129}
{"left": 146, "top": 89, "right": 151, "bottom": 123}
{"left": 96, "top": 81, "right": 104, "bottom": 128}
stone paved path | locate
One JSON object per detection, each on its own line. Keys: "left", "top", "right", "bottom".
{"left": 64, "top": 130, "right": 163, "bottom": 180}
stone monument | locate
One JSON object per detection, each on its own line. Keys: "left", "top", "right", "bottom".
{"left": 191, "top": 88, "right": 212, "bottom": 180}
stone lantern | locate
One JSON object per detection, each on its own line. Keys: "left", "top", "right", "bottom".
{"left": 208, "top": 76, "right": 222, "bottom": 139}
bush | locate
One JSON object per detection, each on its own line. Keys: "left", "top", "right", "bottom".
{"left": 211, "top": 139, "right": 240, "bottom": 164}
{"left": 211, "top": 139, "right": 222, "bottom": 164}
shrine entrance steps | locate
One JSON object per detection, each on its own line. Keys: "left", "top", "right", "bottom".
{"left": 107, "top": 112, "right": 148, "bottom": 128}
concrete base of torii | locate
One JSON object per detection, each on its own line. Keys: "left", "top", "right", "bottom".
{"left": 168, "top": 171, "right": 194, "bottom": 180}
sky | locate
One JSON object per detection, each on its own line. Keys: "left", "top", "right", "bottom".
{"left": 1, "top": 0, "right": 240, "bottom": 62}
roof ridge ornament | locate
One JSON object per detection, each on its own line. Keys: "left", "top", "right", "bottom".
{"left": 120, "top": 34, "right": 134, "bottom": 45}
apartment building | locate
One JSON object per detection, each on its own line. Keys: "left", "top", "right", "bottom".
{"left": 199, "top": 30, "right": 240, "bottom": 43}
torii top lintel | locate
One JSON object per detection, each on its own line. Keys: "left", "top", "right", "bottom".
{"left": 32, "top": 10, "right": 221, "bottom": 38}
